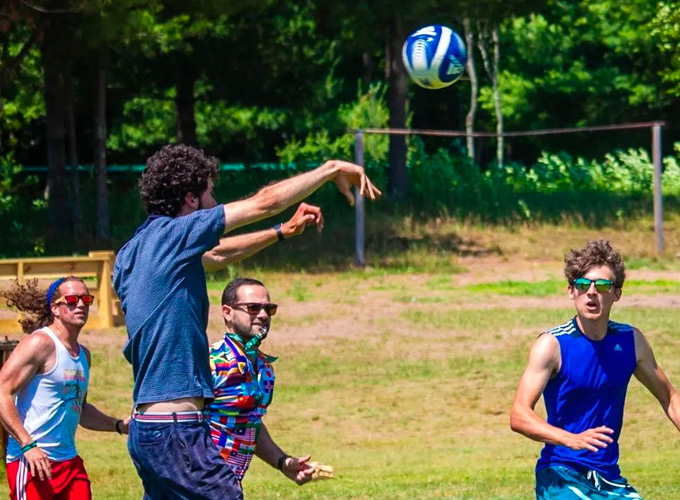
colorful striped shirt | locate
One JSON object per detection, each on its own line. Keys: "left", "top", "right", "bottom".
{"left": 207, "top": 334, "right": 276, "bottom": 482}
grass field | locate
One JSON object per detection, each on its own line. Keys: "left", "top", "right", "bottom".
{"left": 2, "top": 221, "right": 680, "bottom": 499}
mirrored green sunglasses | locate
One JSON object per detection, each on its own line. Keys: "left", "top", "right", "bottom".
{"left": 572, "top": 278, "right": 613, "bottom": 293}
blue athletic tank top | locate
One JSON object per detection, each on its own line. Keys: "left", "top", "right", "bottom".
{"left": 536, "top": 318, "right": 637, "bottom": 480}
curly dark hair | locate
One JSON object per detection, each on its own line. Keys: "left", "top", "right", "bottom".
{"left": 139, "top": 144, "right": 219, "bottom": 216}
{"left": 564, "top": 240, "right": 626, "bottom": 289}
{"left": 1, "top": 277, "right": 87, "bottom": 334}
{"left": 221, "top": 278, "right": 266, "bottom": 306}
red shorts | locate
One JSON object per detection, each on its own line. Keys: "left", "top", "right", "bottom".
{"left": 6, "top": 455, "right": 91, "bottom": 500}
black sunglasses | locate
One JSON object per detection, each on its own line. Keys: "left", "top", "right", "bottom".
{"left": 232, "top": 302, "right": 278, "bottom": 316}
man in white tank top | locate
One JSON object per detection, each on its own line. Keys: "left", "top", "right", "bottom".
{"left": 0, "top": 277, "right": 130, "bottom": 500}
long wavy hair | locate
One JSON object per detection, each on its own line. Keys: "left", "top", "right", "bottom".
{"left": 1, "top": 277, "right": 86, "bottom": 334}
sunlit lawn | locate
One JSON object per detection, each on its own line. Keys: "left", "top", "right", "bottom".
{"left": 3, "top": 266, "right": 680, "bottom": 499}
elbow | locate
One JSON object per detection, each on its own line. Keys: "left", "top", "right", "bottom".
{"left": 253, "top": 186, "right": 283, "bottom": 215}
{"left": 509, "top": 407, "right": 524, "bottom": 434}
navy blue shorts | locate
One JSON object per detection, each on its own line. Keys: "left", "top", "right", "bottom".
{"left": 128, "top": 419, "right": 242, "bottom": 500}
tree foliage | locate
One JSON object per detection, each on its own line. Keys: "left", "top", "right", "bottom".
{"left": 1, "top": 0, "right": 679, "bottom": 254}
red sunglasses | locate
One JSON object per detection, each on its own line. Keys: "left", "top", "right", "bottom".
{"left": 55, "top": 294, "right": 95, "bottom": 306}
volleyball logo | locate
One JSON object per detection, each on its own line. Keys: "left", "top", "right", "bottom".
{"left": 402, "top": 25, "right": 467, "bottom": 90}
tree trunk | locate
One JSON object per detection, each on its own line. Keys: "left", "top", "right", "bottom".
{"left": 65, "top": 73, "right": 83, "bottom": 238}
{"left": 463, "top": 18, "right": 478, "bottom": 164}
{"left": 175, "top": 57, "right": 198, "bottom": 147}
{"left": 93, "top": 46, "right": 110, "bottom": 245}
{"left": 478, "top": 24, "right": 504, "bottom": 168}
{"left": 362, "top": 52, "right": 375, "bottom": 87}
{"left": 491, "top": 26, "right": 503, "bottom": 168}
{"left": 386, "top": 18, "right": 408, "bottom": 202}
{"left": 42, "top": 17, "right": 69, "bottom": 236}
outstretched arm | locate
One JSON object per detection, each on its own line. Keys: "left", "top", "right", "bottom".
{"left": 510, "top": 333, "right": 614, "bottom": 452}
{"left": 255, "top": 423, "right": 314, "bottom": 485}
{"left": 0, "top": 333, "right": 54, "bottom": 480}
{"left": 79, "top": 348, "right": 130, "bottom": 434}
{"left": 222, "top": 160, "right": 380, "bottom": 234}
{"left": 203, "top": 203, "right": 323, "bottom": 272}
{"left": 633, "top": 328, "right": 680, "bottom": 431}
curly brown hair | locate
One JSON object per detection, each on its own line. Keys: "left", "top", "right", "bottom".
{"left": 1, "top": 277, "right": 87, "bottom": 334}
{"left": 564, "top": 240, "right": 626, "bottom": 289}
{"left": 139, "top": 144, "right": 219, "bottom": 216}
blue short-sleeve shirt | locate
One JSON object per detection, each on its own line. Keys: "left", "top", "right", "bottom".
{"left": 114, "top": 205, "right": 225, "bottom": 405}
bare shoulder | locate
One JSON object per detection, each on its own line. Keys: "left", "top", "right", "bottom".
{"left": 533, "top": 332, "right": 560, "bottom": 355}
{"left": 4, "top": 330, "right": 55, "bottom": 367}
{"left": 22, "top": 330, "right": 55, "bottom": 357}
{"left": 528, "top": 332, "right": 561, "bottom": 372}
{"left": 631, "top": 326, "right": 653, "bottom": 362}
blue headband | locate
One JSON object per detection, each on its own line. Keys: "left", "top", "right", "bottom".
{"left": 46, "top": 277, "right": 67, "bottom": 307}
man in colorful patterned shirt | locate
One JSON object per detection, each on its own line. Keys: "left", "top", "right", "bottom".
{"left": 510, "top": 240, "right": 680, "bottom": 499}
{"left": 208, "top": 278, "right": 317, "bottom": 487}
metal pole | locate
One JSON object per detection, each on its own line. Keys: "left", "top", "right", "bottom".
{"left": 354, "top": 130, "right": 365, "bottom": 267}
{"left": 652, "top": 122, "right": 664, "bottom": 254}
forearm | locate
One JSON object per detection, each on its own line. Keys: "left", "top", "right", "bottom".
{"left": 510, "top": 407, "right": 571, "bottom": 446}
{"left": 0, "top": 392, "right": 34, "bottom": 446}
{"left": 255, "top": 424, "right": 286, "bottom": 469}
{"left": 203, "top": 229, "right": 278, "bottom": 272}
{"left": 79, "top": 403, "right": 120, "bottom": 432}
{"left": 665, "top": 389, "right": 680, "bottom": 432}
{"left": 224, "top": 161, "right": 338, "bottom": 232}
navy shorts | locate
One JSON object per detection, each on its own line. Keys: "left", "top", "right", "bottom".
{"left": 128, "top": 418, "right": 243, "bottom": 500}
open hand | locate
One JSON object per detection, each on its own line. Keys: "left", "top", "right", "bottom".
{"left": 24, "top": 445, "right": 52, "bottom": 481}
{"left": 282, "top": 203, "right": 324, "bottom": 237}
{"left": 565, "top": 426, "right": 614, "bottom": 453}
{"left": 329, "top": 160, "right": 382, "bottom": 206}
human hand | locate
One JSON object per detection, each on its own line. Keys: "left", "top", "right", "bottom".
{"left": 565, "top": 426, "right": 614, "bottom": 452}
{"left": 282, "top": 203, "right": 324, "bottom": 237}
{"left": 281, "top": 455, "right": 315, "bottom": 485}
{"left": 327, "top": 160, "right": 382, "bottom": 206}
{"left": 118, "top": 417, "right": 131, "bottom": 435}
{"left": 24, "top": 445, "right": 52, "bottom": 480}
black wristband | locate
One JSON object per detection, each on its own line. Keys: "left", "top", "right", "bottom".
{"left": 277, "top": 454, "right": 290, "bottom": 471}
{"left": 115, "top": 420, "right": 123, "bottom": 435}
{"left": 273, "top": 223, "right": 285, "bottom": 242}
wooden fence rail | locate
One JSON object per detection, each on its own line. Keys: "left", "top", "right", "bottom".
{"left": 0, "top": 251, "right": 123, "bottom": 332}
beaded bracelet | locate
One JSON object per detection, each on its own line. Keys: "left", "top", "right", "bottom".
{"left": 21, "top": 442, "right": 37, "bottom": 454}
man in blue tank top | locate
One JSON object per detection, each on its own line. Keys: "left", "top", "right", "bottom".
{"left": 510, "top": 240, "right": 680, "bottom": 499}
{"left": 114, "top": 144, "right": 381, "bottom": 500}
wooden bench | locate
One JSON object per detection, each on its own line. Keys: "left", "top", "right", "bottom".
{"left": 0, "top": 251, "right": 124, "bottom": 332}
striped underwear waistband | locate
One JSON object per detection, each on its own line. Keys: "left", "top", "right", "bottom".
{"left": 132, "top": 410, "right": 208, "bottom": 423}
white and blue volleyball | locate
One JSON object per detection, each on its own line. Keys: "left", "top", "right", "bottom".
{"left": 402, "top": 25, "right": 467, "bottom": 89}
